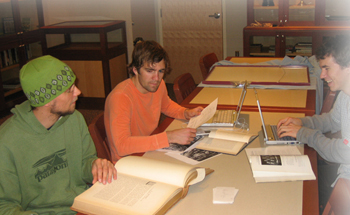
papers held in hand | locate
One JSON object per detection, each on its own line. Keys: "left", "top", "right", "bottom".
{"left": 191, "top": 81, "right": 250, "bottom": 129}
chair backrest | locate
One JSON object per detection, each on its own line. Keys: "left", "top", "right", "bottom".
{"left": 321, "top": 90, "right": 339, "bottom": 114}
{"left": 322, "top": 178, "right": 350, "bottom": 215}
{"left": 199, "top": 52, "right": 219, "bottom": 79}
{"left": 88, "top": 112, "right": 112, "bottom": 161}
{"left": 173, "top": 73, "right": 196, "bottom": 104}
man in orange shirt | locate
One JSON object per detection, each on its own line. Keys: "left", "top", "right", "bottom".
{"left": 105, "top": 41, "right": 203, "bottom": 162}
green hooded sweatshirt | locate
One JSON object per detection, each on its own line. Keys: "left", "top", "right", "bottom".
{"left": 0, "top": 101, "right": 97, "bottom": 215}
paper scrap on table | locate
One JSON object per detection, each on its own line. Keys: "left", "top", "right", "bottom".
{"left": 213, "top": 187, "right": 239, "bottom": 204}
{"left": 187, "top": 98, "right": 218, "bottom": 129}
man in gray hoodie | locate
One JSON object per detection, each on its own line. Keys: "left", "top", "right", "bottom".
{"left": 277, "top": 35, "right": 350, "bottom": 213}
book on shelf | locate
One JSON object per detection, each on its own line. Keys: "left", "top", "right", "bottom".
{"left": 2, "top": 17, "right": 15, "bottom": 34}
{"left": 2, "top": 78, "right": 21, "bottom": 90}
{"left": 21, "top": 17, "right": 31, "bottom": 32}
{"left": 71, "top": 156, "right": 214, "bottom": 215}
{"left": 195, "top": 129, "right": 257, "bottom": 156}
{"left": 245, "top": 146, "right": 316, "bottom": 183}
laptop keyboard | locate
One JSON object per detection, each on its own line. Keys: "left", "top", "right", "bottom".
{"left": 271, "top": 125, "right": 296, "bottom": 141}
{"left": 212, "top": 110, "right": 233, "bottom": 124}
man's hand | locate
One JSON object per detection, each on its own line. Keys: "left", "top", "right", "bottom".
{"left": 91, "top": 158, "right": 117, "bottom": 185}
{"left": 277, "top": 123, "right": 302, "bottom": 138}
{"left": 166, "top": 128, "right": 197, "bottom": 145}
{"left": 277, "top": 117, "right": 303, "bottom": 138}
{"left": 184, "top": 107, "right": 203, "bottom": 120}
{"left": 277, "top": 117, "right": 302, "bottom": 128}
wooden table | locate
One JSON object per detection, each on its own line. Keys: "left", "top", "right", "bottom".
{"left": 145, "top": 111, "right": 319, "bottom": 215}
{"left": 181, "top": 87, "right": 316, "bottom": 116}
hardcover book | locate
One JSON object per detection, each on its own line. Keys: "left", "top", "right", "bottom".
{"left": 71, "top": 156, "right": 214, "bottom": 215}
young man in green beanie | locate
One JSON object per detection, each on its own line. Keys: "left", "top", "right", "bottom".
{"left": 0, "top": 55, "right": 117, "bottom": 214}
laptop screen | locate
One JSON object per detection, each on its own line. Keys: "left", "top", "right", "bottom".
{"left": 233, "top": 81, "right": 248, "bottom": 125}
{"left": 254, "top": 89, "right": 268, "bottom": 141}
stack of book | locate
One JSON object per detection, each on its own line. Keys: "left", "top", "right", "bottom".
{"left": 294, "top": 42, "right": 312, "bottom": 55}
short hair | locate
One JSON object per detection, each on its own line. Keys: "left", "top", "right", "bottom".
{"left": 316, "top": 35, "right": 350, "bottom": 68}
{"left": 127, "top": 41, "right": 171, "bottom": 76}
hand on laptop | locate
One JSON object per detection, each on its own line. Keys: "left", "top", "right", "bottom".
{"left": 166, "top": 128, "right": 197, "bottom": 145}
{"left": 277, "top": 117, "right": 303, "bottom": 138}
{"left": 277, "top": 117, "right": 302, "bottom": 128}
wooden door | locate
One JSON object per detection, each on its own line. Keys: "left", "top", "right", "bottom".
{"left": 160, "top": 0, "right": 223, "bottom": 83}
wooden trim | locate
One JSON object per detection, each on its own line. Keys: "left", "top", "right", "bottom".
{"left": 303, "top": 145, "right": 319, "bottom": 215}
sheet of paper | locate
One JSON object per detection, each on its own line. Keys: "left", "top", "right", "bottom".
{"left": 187, "top": 98, "right": 218, "bottom": 128}
{"left": 213, "top": 187, "right": 239, "bottom": 204}
{"left": 165, "top": 147, "right": 221, "bottom": 165}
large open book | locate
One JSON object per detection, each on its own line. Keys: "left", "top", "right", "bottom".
{"left": 245, "top": 146, "right": 316, "bottom": 183}
{"left": 195, "top": 129, "right": 257, "bottom": 155}
{"left": 71, "top": 156, "right": 214, "bottom": 215}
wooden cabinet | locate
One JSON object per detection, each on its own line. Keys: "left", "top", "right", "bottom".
{"left": 317, "top": 0, "right": 350, "bottom": 26}
{"left": 245, "top": 0, "right": 350, "bottom": 57}
{"left": 248, "top": 0, "right": 350, "bottom": 27}
{"left": 248, "top": 0, "right": 316, "bottom": 26}
{"left": 0, "top": 0, "right": 45, "bottom": 113}
{"left": 41, "top": 20, "right": 128, "bottom": 109}
{"left": 244, "top": 26, "right": 350, "bottom": 57}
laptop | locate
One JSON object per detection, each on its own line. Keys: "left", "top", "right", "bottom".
{"left": 201, "top": 81, "right": 249, "bottom": 128}
{"left": 254, "top": 89, "right": 300, "bottom": 145}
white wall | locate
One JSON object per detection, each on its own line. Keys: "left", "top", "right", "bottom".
{"left": 225, "top": 0, "right": 247, "bottom": 57}
{"left": 42, "top": 0, "right": 134, "bottom": 62}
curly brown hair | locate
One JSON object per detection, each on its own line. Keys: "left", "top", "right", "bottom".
{"left": 316, "top": 35, "right": 350, "bottom": 69}
{"left": 128, "top": 41, "right": 171, "bottom": 77}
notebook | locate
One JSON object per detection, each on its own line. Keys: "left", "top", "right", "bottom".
{"left": 254, "top": 89, "right": 300, "bottom": 145}
{"left": 201, "top": 81, "right": 249, "bottom": 127}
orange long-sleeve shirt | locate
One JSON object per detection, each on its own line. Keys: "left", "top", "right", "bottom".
{"left": 105, "top": 79, "right": 186, "bottom": 163}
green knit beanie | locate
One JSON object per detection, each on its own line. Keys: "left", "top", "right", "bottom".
{"left": 20, "top": 55, "right": 76, "bottom": 107}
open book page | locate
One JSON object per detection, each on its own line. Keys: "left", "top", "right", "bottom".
{"left": 72, "top": 174, "right": 183, "bottom": 215}
{"left": 209, "top": 129, "right": 256, "bottom": 142}
{"left": 116, "top": 156, "right": 206, "bottom": 187}
{"left": 195, "top": 137, "right": 246, "bottom": 155}
{"left": 249, "top": 155, "right": 316, "bottom": 183}
{"left": 166, "top": 147, "right": 221, "bottom": 165}
{"left": 194, "top": 131, "right": 257, "bottom": 155}
{"left": 158, "top": 135, "right": 205, "bottom": 153}
{"left": 71, "top": 156, "right": 209, "bottom": 215}
{"left": 187, "top": 98, "right": 218, "bottom": 128}
{"left": 245, "top": 145, "right": 302, "bottom": 158}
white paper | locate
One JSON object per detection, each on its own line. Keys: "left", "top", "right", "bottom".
{"left": 187, "top": 98, "right": 218, "bottom": 128}
{"left": 213, "top": 187, "right": 239, "bottom": 204}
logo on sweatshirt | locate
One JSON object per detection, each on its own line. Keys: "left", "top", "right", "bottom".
{"left": 33, "top": 149, "right": 68, "bottom": 182}
{"left": 344, "top": 139, "right": 349, "bottom": 146}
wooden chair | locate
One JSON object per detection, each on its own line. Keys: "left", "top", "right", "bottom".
{"left": 173, "top": 73, "right": 196, "bottom": 104}
{"left": 321, "top": 90, "right": 339, "bottom": 114}
{"left": 322, "top": 178, "right": 350, "bottom": 215}
{"left": 199, "top": 52, "right": 219, "bottom": 79}
{"left": 88, "top": 112, "right": 112, "bottom": 161}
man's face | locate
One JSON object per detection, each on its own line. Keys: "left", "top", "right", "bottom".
{"left": 49, "top": 84, "right": 81, "bottom": 116}
{"left": 319, "top": 55, "right": 350, "bottom": 92}
{"left": 133, "top": 60, "right": 165, "bottom": 94}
